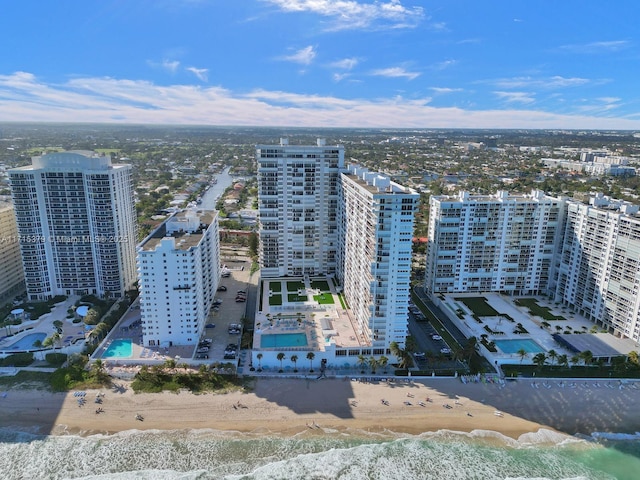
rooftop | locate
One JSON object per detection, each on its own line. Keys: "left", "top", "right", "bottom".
{"left": 139, "top": 209, "right": 215, "bottom": 252}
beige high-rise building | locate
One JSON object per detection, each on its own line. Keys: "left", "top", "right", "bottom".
{"left": 9, "top": 151, "right": 137, "bottom": 300}
{"left": 0, "top": 199, "right": 25, "bottom": 302}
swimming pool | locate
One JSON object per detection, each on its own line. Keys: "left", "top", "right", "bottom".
{"left": 494, "top": 338, "right": 544, "bottom": 354}
{"left": 6, "top": 332, "right": 47, "bottom": 350}
{"left": 261, "top": 333, "right": 308, "bottom": 348}
{"left": 103, "top": 339, "right": 133, "bottom": 358}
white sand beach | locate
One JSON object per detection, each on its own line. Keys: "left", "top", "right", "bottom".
{"left": 1, "top": 377, "right": 638, "bottom": 439}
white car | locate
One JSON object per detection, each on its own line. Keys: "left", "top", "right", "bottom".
{"left": 440, "top": 347, "right": 451, "bottom": 354}
{"left": 432, "top": 334, "right": 442, "bottom": 340}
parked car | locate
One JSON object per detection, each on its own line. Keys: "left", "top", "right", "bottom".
{"left": 237, "top": 290, "right": 246, "bottom": 295}
{"left": 195, "top": 354, "right": 209, "bottom": 359}
{"left": 223, "top": 353, "right": 236, "bottom": 359}
{"left": 414, "top": 352, "right": 426, "bottom": 359}
{"left": 440, "top": 347, "right": 451, "bottom": 354}
{"left": 205, "top": 323, "right": 216, "bottom": 329}
{"left": 432, "top": 334, "right": 442, "bottom": 340}
{"left": 235, "top": 297, "right": 246, "bottom": 302}
{"left": 217, "top": 285, "right": 227, "bottom": 291}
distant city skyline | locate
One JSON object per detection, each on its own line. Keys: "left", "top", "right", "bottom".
{"left": 1, "top": 1, "right": 639, "bottom": 129}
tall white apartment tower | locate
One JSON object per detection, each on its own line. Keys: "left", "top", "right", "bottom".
{"left": 137, "top": 209, "right": 220, "bottom": 347}
{"left": 256, "top": 138, "right": 344, "bottom": 277}
{"left": 0, "top": 199, "right": 25, "bottom": 302}
{"left": 337, "top": 166, "right": 419, "bottom": 348}
{"left": 554, "top": 194, "right": 640, "bottom": 341}
{"left": 425, "top": 190, "right": 565, "bottom": 295}
{"left": 9, "top": 151, "right": 137, "bottom": 300}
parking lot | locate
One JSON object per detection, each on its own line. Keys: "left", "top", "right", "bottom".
{"left": 196, "top": 257, "right": 256, "bottom": 365}
{"left": 408, "top": 309, "right": 458, "bottom": 372}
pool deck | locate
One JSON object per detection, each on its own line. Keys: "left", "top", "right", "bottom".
{"left": 437, "top": 293, "right": 596, "bottom": 366}
{"left": 257, "top": 277, "right": 362, "bottom": 351}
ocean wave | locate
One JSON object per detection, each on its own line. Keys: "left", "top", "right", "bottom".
{"left": 0, "top": 427, "right": 630, "bottom": 480}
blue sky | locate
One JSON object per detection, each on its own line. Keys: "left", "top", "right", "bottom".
{"left": 1, "top": 0, "right": 639, "bottom": 129}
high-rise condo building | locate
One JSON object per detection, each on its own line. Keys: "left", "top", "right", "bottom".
{"left": 137, "top": 209, "right": 220, "bottom": 347}
{"left": 554, "top": 194, "right": 640, "bottom": 341}
{"left": 0, "top": 199, "right": 25, "bottom": 302}
{"left": 426, "top": 190, "right": 640, "bottom": 342}
{"left": 425, "top": 190, "right": 565, "bottom": 296}
{"left": 256, "top": 138, "right": 343, "bottom": 277}
{"left": 255, "top": 139, "right": 419, "bottom": 363}
{"left": 337, "top": 165, "right": 419, "bottom": 347}
{"left": 9, "top": 151, "right": 137, "bottom": 300}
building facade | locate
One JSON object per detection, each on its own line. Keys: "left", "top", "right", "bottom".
{"left": 255, "top": 139, "right": 419, "bottom": 360}
{"left": 554, "top": 194, "right": 640, "bottom": 341}
{"left": 426, "top": 190, "right": 640, "bottom": 342}
{"left": 337, "top": 166, "right": 419, "bottom": 348}
{"left": 0, "top": 200, "right": 25, "bottom": 302}
{"left": 425, "top": 190, "right": 565, "bottom": 295}
{"left": 137, "top": 209, "right": 220, "bottom": 347}
{"left": 256, "top": 138, "right": 344, "bottom": 277}
{"left": 9, "top": 151, "right": 137, "bottom": 300}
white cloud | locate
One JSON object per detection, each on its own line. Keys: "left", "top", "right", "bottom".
{"left": 557, "top": 40, "right": 631, "bottom": 53}
{"left": 371, "top": 67, "right": 420, "bottom": 80}
{"left": 494, "top": 91, "right": 535, "bottom": 104}
{"left": 265, "top": 0, "right": 424, "bottom": 30}
{"left": 330, "top": 57, "right": 359, "bottom": 70}
{"left": 280, "top": 45, "right": 317, "bottom": 65}
{"left": 1, "top": 71, "right": 640, "bottom": 130}
{"left": 430, "top": 87, "right": 463, "bottom": 94}
{"left": 147, "top": 59, "right": 181, "bottom": 73}
{"left": 431, "top": 59, "right": 457, "bottom": 71}
{"left": 186, "top": 67, "right": 208, "bottom": 82}
{"left": 492, "top": 76, "right": 591, "bottom": 89}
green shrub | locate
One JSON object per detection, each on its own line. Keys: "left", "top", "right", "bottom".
{"left": 0, "top": 352, "right": 34, "bottom": 367}
{"left": 45, "top": 353, "right": 68, "bottom": 367}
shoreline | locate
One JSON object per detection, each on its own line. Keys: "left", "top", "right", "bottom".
{"left": 1, "top": 377, "right": 639, "bottom": 440}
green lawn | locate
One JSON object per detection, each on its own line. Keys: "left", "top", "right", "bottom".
{"left": 515, "top": 298, "right": 565, "bottom": 320}
{"left": 311, "top": 280, "right": 330, "bottom": 291}
{"left": 287, "top": 293, "right": 308, "bottom": 302}
{"left": 313, "top": 293, "right": 335, "bottom": 305}
{"left": 268, "top": 281, "right": 282, "bottom": 293}
{"left": 286, "top": 281, "right": 306, "bottom": 292}
{"left": 268, "top": 294, "right": 282, "bottom": 306}
{"left": 454, "top": 297, "right": 500, "bottom": 317}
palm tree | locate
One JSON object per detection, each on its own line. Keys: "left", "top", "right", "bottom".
{"left": 517, "top": 348, "right": 528, "bottom": 364}
{"left": 547, "top": 349, "right": 558, "bottom": 366}
{"left": 532, "top": 352, "right": 547, "bottom": 369}
{"left": 378, "top": 355, "right": 389, "bottom": 374}
{"left": 91, "top": 359, "right": 108, "bottom": 382}
{"left": 570, "top": 355, "right": 580, "bottom": 367}
{"left": 307, "top": 352, "right": 315, "bottom": 372}
{"left": 368, "top": 357, "right": 378, "bottom": 374}
{"left": 580, "top": 350, "right": 593, "bottom": 366}
{"left": 277, "top": 352, "right": 285, "bottom": 372}
{"left": 164, "top": 358, "right": 177, "bottom": 372}
{"left": 461, "top": 336, "right": 478, "bottom": 363}
{"left": 256, "top": 353, "right": 263, "bottom": 372}
{"left": 627, "top": 350, "right": 639, "bottom": 366}
{"left": 290, "top": 354, "right": 299, "bottom": 372}
{"left": 557, "top": 354, "right": 568, "bottom": 368}
{"left": 357, "top": 354, "right": 367, "bottom": 373}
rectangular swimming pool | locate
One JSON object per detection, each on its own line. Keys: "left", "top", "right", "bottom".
{"left": 103, "top": 338, "right": 133, "bottom": 358}
{"left": 7, "top": 332, "right": 47, "bottom": 350}
{"left": 494, "top": 338, "right": 544, "bottom": 354}
{"left": 261, "top": 333, "right": 308, "bottom": 348}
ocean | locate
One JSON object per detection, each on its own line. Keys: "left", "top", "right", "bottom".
{"left": 1, "top": 427, "right": 639, "bottom": 480}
